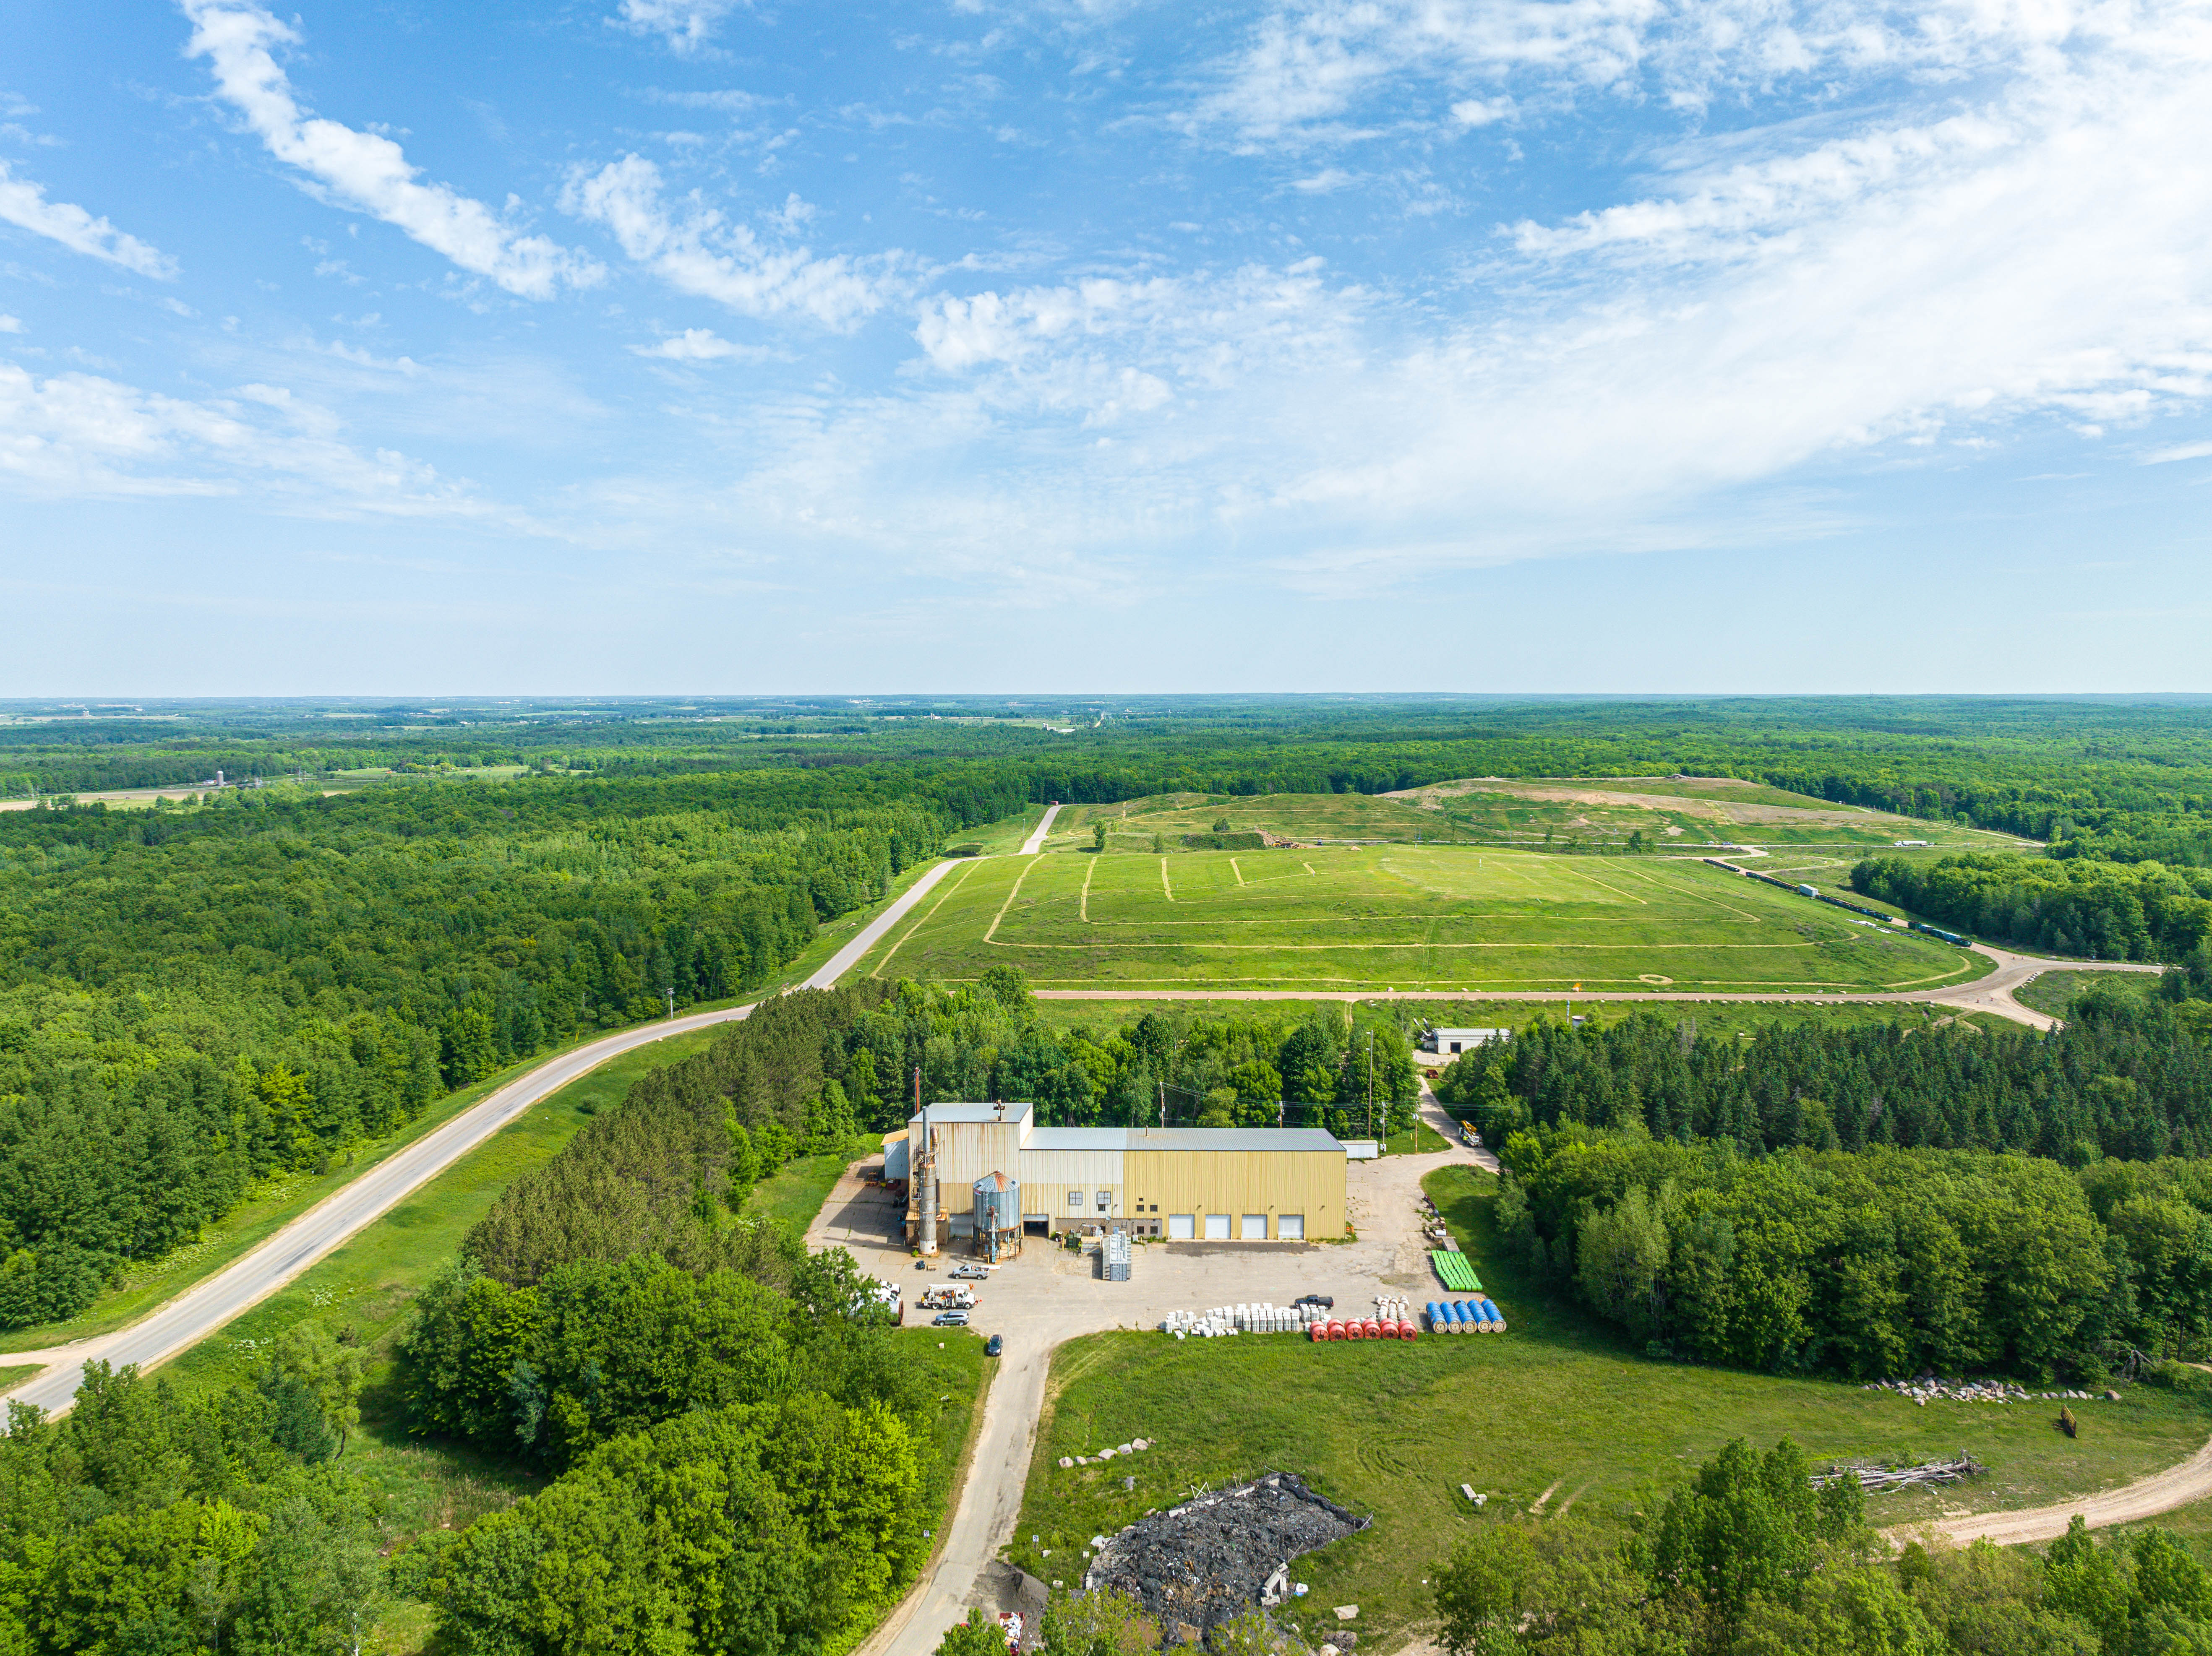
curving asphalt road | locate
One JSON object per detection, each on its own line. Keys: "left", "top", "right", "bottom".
{"left": 0, "top": 853, "right": 964, "bottom": 1419}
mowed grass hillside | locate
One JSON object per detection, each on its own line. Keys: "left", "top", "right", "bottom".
{"left": 861, "top": 843, "right": 1988, "bottom": 993}
{"left": 1006, "top": 1162, "right": 2212, "bottom": 1651}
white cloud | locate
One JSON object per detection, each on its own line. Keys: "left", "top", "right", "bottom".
{"left": 611, "top": 0, "right": 749, "bottom": 55}
{"left": 1197, "top": 0, "right": 2152, "bottom": 145}
{"left": 1291, "top": 167, "right": 1354, "bottom": 193}
{"left": 0, "top": 160, "right": 177, "bottom": 278}
{"left": 0, "top": 316, "right": 20, "bottom": 334}
{"left": 2143, "top": 441, "right": 2212, "bottom": 465}
{"left": 0, "top": 356, "right": 490, "bottom": 515}
{"left": 633, "top": 327, "right": 773, "bottom": 361}
{"left": 563, "top": 155, "right": 893, "bottom": 328}
{"left": 181, "top": 0, "right": 600, "bottom": 299}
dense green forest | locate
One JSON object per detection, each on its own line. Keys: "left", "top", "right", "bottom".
{"left": 1435, "top": 995, "right": 2212, "bottom": 1374}
{"left": 1435, "top": 1431, "right": 2212, "bottom": 1656}
{"left": 1437, "top": 993, "right": 2212, "bottom": 1163}
{"left": 1853, "top": 854, "right": 2212, "bottom": 966}
{"left": 0, "top": 770, "right": 990, "bottom": 1328}
{"left": 399, "top": 987, "right": 970, "bottom": 1653}
{"left": 0, "top": 1333, "right": 390, "bottom": 1653}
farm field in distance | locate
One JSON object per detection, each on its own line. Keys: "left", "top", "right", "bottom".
{"left": 861, "top": 839, "right": 1989, "bottom": 993}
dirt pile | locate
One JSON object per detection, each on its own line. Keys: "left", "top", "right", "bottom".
{"left": 1085, "top": 1472, "right": 1368, "bottom": 1640}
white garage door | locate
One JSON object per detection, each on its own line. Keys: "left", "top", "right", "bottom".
{"left": 1168, "top": 1214, "right": 1195, "bottom": 1239}
{"left": 1204, "top": 1213, "right": 1231, "bottom": 1240}
{"left": 1241, "top": 1214, "right": 1268, "bottom": 1240}
{"left": 1277, "top": 1213, "right": 1304, "bottom": 1240}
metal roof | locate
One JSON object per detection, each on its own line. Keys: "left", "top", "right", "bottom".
{"left": 906, "top": 1101, "right": 1034, "bottom": 1127}
{"left": 1025, "top": 1127, "right": 1346, "bottom": 1154}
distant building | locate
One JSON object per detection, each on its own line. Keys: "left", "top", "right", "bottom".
{"left": 1797, "top": 884, "right": 1818, "bottom": 897}
{"left": 1420, "top": 1027, "right": 1510, "bottom": 1056}
{"left": 1894, "top": 839, "right": 1930, "bottom": 847}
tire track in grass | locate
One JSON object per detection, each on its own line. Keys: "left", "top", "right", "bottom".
{"left": 983, "top": 856, "right": 1043, "bottom": 945}
{"left": 871, "top": 858, "right": 981, "bottom": 977}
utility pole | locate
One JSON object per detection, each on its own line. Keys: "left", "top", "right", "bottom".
{"left": 1366, "top": 1030, "right": 1375, "bottom": 1140}
{"left": 1159, "top": 1077, "right": 1166, "bottom": 1130}
{"left": 664, "top": 987, "right": 675, "bottom": 1019}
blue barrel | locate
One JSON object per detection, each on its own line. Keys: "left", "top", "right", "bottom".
{"left": 1425, "top": 1302, "right": 1442, "bottom": 1332}
{"left": 1479, "top": 1298, "right": 1500, "bottom": 1325}
{"left": 1450, "top": 1300, "right": 1470, "bottom": 1328}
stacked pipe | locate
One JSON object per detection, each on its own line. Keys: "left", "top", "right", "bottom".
{"left": 1426, "top": 1298, "right": 1509, "bottom": 1332}
{"left": 1162, "top": 1302, "right": 1328, "bottom": 1338}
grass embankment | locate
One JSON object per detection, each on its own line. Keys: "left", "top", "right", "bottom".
{"left": 0, "top": 1365, "right": 37, "bottom": 1393}
{"left": 1005, "top": 1164, "right": 2212, "bottom": 1653}
{"left": 859, "top": 842, "right": 1986, "bottom": 996}
{"left": 1030, "top": 999, "right": 2016, "bottom": 1040}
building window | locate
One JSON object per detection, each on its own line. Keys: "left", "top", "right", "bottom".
{"left": 1096, "top": 1191, "right": 1111, "bottom": 1213}
{"left": 1068, "top": 1190, "right": 1084, "bottom": 1211}
{"left": 1148, "top": 1204, "right": 1159, "bottom": 1213}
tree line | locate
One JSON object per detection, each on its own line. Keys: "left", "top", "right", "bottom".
{"left": 1852, "top": 852, "right": 2212, "bottom": 966}
{"left": 1437, "top": 992, "right": 2212, "bottom": 1165}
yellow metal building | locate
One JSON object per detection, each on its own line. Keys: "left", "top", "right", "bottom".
{"left": 901, "top": 1101, "right": 1346, "bottom": 1245}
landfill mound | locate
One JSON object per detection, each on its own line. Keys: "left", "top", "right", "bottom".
{"left": 1085, "top": 1472, "right": 1369, "bottom": 1641}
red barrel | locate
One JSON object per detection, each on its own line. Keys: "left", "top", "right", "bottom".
{"left": 1400, "top": 1323, "right": 1419, "bottom": 1342}
{"left": 1309, "top": 1323, "right": 1325, "bottom": 1343}
{"left": 1326, "top": 1320, "right": 1346, "bottom": 1341}
{"left": 1362, "top": 1319, "right": 1382, "bottom": 1340}
{"left": 1344, "top": 1320, "right": 1364, "bottom": 1341}
{"left": 1376, "top": 1319, "right": 1398, "bottom": 1340}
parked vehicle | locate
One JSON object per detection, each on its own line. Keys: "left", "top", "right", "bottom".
{"left": 986, "top": 1333, "right": 1004, "bottom": 1357}
{"left": 951, "top": 1263, "right": 990, "bottom": 1280}
{"left": 1294, "top": 1294, "right": 1334, "bottom": 1310}
{"left": 920, "top": 1286, "right": 976, "bottom": 1310}
{"left": 932, "top": 1310, "right": 970, "bottom": 1327}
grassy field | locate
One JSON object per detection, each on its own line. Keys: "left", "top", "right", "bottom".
{"left": 1004, "top": 1162, "right": 2212, "bottom": 1651}
{"left": 858, "top": 843, "right": 1988, "bottom": 994}
{"left": 1042, "top": 783, "right": 2033, "bottom": 861}
{"left": 742, "top": 1135, "right": 879, "bottom": 1234}
{"left": 2017, "top": 969, "right": 2164, "bottom": 1021}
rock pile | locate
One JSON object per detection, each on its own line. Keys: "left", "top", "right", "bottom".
{"left": 1085, "top": 1472, "right": 1368, "bottom": 1640}
{"left": 1060, "top": 1439, "right": 1153, "bottom": 1469}
{"left": 1862, "top": 1377, "right": 2107, "bottom": 1406}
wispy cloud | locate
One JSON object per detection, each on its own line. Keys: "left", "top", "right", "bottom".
{"left": 0, "top": 160, "right": 177, "bottom": 278}
{"left": 0, "top": 355, "right": 496, "bottom": 516}
{"left": 563, "top": 156, "right": 895, "bottom": 328}
{"left": 2142, "top": 441, "right": 2212, "bottom": 465}
{"left": 180, "top": 0, "right": 600, "bottom": 299}
{"left": 611, "top": 0, "right": 750, "bottom": 56}
{"left": 633, "top": 327, "right": 775, "bottom": 361}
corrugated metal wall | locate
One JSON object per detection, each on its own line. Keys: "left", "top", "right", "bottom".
{"left": 1018, "top": 1147, "right": 1125, "bottom": 1224}
{"left": 1122, "top": 1149, "right": 1345, "bottom": 1240}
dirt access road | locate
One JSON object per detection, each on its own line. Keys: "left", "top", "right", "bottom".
{"left": 1035, "top": 943, "right": 2162, "bottom": 1031}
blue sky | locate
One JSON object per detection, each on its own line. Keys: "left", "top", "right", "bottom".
{"left": 4, "top": 0, "right": 2210, "bottom": 694}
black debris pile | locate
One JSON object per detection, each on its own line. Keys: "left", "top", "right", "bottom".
{"left": 1085, "top": 1472, "right": 1368, "bottom": 1641}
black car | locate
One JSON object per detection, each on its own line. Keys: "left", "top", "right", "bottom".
{"left": 1293, "top": 1294, "right": 1334, "bottom": 1310}
{"left": 985, "top": 1333, "right": 1004, "bottom": 1357}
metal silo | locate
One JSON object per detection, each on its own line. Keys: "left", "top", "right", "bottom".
{"left": 973, "top": 1170, "right": 1022, "bottom": 1260}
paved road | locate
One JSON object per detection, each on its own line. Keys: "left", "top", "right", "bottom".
{"left": 1034, "top": 943, "right": 2162, "bottom": 1031}
{"left": 1018, "top": 803, "right": 1063, "bottom": 856}
{"left": 0, "top": 853, "right": 966, "bottom": 1418}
